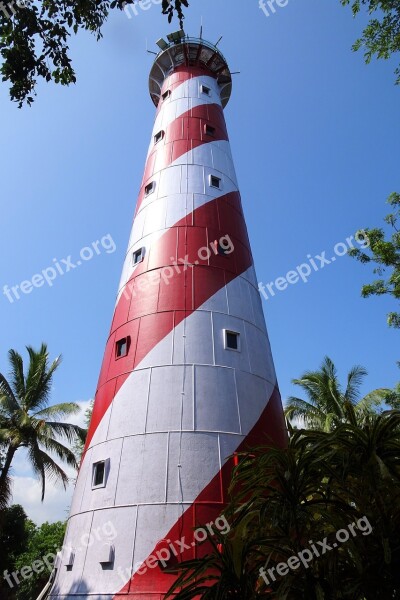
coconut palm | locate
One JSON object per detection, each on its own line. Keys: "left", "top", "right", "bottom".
{"left": 284, "top": 356, "right": 389, "bottom": 431}
{"left": 0, "top": 344, "right": 86, "bottom": 508}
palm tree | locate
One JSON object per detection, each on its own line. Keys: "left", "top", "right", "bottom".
{"left": 0, "top": 344, "right": 86, "bottom": 508}
{"left": 284, "top": 356, "right": 389, "bottom": 431}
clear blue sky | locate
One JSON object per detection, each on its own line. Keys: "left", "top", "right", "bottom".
{"left": 0, "top": 0, "right": 399, "bottom": 522}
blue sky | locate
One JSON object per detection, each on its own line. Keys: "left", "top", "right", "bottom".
{"left": 0, "top": 0, "right": 399, "bottom": 523}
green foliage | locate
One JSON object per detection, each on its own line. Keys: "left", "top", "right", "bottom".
{"left": 166, "top": 411, "right": 400, "bottom": 599}
{"left": 0, "top": 0, "right": 188, "bottom": 107}
{"left": 341, "top": 0, "right": 400, "bottom": 83}
{"left": 0, "top": 505, "right": 30, "bottom": 600}
{"left": 72, "top": 399, "right": 93, "bottom": 459}
{"left": 0, "top": 344, "right": 87, "bottom": 507}
{"left": 13, "top": 520, "right": 66, "bottom": 600}
{"left": 348, "top": 192, "right": 400, "bottom": 328}
{"left": 285, "top": 356, "right": 389, "bottom": 431}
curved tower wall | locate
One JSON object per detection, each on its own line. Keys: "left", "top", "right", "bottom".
{"left": 50, "top": 37, "right": 286, "bottom": 600}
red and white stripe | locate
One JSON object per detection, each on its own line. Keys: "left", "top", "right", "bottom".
{"left": 50, "top": 62, "right": 286, "bottom": 600}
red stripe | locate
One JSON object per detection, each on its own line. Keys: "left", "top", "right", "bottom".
{"left": 84, "top": 192, "right": 252, "bottom": 454}
{"left": 113, "top": 387, "right": 287, "bottom": 598}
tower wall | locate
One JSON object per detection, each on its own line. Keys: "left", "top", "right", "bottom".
{"left": 50, "top": 40, "right": 286, "bottom": 600}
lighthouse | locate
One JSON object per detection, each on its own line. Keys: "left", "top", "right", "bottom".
{"left": 49, "top": 32, "right": 286, "bottom": 599}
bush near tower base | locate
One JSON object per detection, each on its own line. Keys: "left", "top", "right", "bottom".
{"left": 165, "top": 412, "right": 400, "bottom": 600}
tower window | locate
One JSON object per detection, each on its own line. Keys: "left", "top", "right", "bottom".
{"left": 201, "top": 84, "right": 211, "bottom": 96}
{"left": 162, "top": 90, "right": 171, "bottom": 101}
{"left": 65, "top": 549, "right": 75, "bottom": 571}
{"left": 116, "top": 337, "right": 130, "bottom": 358}
{"left": 224, "top": 330, "right": 240, "bottom": 351}
{"left": 92, "top": 461, "right": 106, "bottom": 488}
{"left": 213, "top": 239, "right": 229, "bottom": 256}
{"left": 205, "top": 124, "right": 216, "bottom": 136}
{"left": 145, "top": 181, "right": 155, "bottom": 196}
{"left": 133, "top": 248, "right": 144, "bottom": 265}
{"left": 210, "top": 175, "right": 222, "bottom": 189}
{"left": 99, "top": 544, "right": 115, "bottom": 567}
{"left": 154, "top": 130, "right": 165, "bottom": 144}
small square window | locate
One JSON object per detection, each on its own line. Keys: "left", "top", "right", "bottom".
{"left": 133, "top": 248, "right": 144, "bottom": 265}
{"left": 210, "top": 175, "right": 221, "bottom": 189}
{"left": 154, "top": 130, "right": 165, "bottom": 144}
{"left": 145, "top": 181, "right": 155, "bottom": 196}
{"left": 205, "top": 124, "right": 216, "bottom": 136}
{"left": 224, "top": 330, "right": 240, "bottom": 351}
{"left": 99, "top": 544, "right": 115, "bottom": 567}
{"left": 213, "top": 239, "right": 230, "bottom": 256}
{"left": 116, "top": 337, "right": 129, "bottom": 358}
{"left": 201, "top": 85, "right": 211, "bottom": 96}
{"left": 92, "top": 461, "right": 106, "bottom": 488}
{"left": 65, "top": 549, "right": 75, "bottom": 571}
{"left": 162, "top": 90, "right": 171, "bottom": 101}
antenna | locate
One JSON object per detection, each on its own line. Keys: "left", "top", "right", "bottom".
{"left": 215, "top": 36, "right": 223, "bottom": 47}
{"left": 146, "top": 37, "right": 161, "bottom": 55}
{"left": 146, "top": 38, "right": 158, "bottom": 55}
{"left": 199, "top": 16, "right": 203, "bottom": 39}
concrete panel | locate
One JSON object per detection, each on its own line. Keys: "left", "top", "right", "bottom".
{"left": 212, "top": 313, "right": 251, "bottom": 373}
{"left": 115, "top": 433, "right": 168, "bottom": 505}
{"left": 107, "top": 369, "right": 151, "bottom": 440}
{"left": 79, "top": 506, "right": 137, "bottom": 595}
{"left": 146, "top": 365, "right": 194, "bottom": 432}
{"left": 245, "top": 322, "right": 276, "bottom": 382}
{"left": 167, "top": 432, "right": 221, "bottom": 502}
{"left": 52, "top": 511, "right": 93, "bottom": 595}
{"left": 194, "top": 366, "right": 240, "bottom": 433}
{"left": 173, "top": 310, "right": 214, "bottom": 366}
{"left": 236, "top": 370, "right": 276, "bottom": 435}
{"left": 80, "top": 438, "right": 123, "bottom": 512}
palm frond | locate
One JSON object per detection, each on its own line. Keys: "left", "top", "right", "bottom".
{"left": 38, "top": 421, "right": 86, "bottom": 445}
{"left": 33, "top": 402, "right": 81, "bottom": 420}
{"left": 7, "top": 349, "right": 25, "bottom": 399}
{"left": 344, "top": 364, "right": 368, "bottom": 403}
{"left": 38, "top": 436, "right": 79, "bottom": 471}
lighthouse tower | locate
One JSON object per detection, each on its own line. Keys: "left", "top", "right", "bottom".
{"left": 50, "top": 33, "right": 286, "bottom": 599}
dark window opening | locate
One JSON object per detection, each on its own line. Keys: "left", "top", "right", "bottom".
{"left": 162, "top": 90, "right": 171, "bottom": 100}
{"left": 65, "top": 550, "right": 75, "bottom": 571}
{"left": 210, "top": 175, "right": 221, "bottom": 189}
{"left": 214, "top": 240, "right": 229, "bottom": 256}
{"left": 133, "top": 248, "right": 144, "bottom": 265}
{"left": 154, "top": 130, "right": 165, "bottom": 144}
{"left": 225, "top": 331, "right": 240, "bottom": 351}
{"left": 201, "top": 85, "right": 211, "bottom": 96}
{"left": 93, "top": 461, "right": 106, "bottom": 487}
{"left": 116, "top": 337, "right": 130, "bottom": 358}
{"left": 205, "top": 124, "right": 216, "bottom": 136}
{"left": 145, "top": 181, "right": 155, "bottom": 196}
